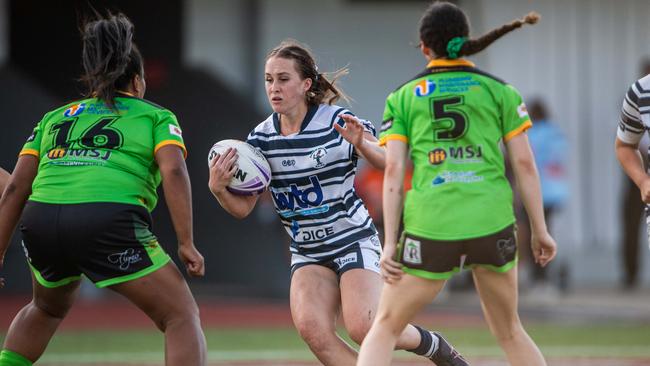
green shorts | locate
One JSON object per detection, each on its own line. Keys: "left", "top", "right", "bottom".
{"left": 397, "top": 224, "right": 518, "bottom": 280}
{"left": 20, "top": 201, "right": 170, "bottom": 288}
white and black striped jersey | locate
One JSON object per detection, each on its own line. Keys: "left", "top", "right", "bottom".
{"left": 246, "top": 104, "right": 377, "bottom": 258}
{"left": 618, "top": 75, "right": 650, "bottom": 148}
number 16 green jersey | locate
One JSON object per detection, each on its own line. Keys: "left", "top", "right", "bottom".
{"left": 379, "top": 59, "right": 531, "bottom": 240}
{"left": 20, "top": 95, "right": 187, "bottom": 212}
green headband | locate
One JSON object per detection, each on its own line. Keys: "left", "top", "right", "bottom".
{"left": 446, "top": 37, "right": 467, "bottom": 59}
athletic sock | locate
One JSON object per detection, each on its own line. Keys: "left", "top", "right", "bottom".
{"left": 407, "top": 325, "right": 439, "bottom": 357}
{"left": 0, "top": 350, "right": 33, "bottom": 366}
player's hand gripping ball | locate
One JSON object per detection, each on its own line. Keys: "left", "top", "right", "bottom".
{"left": 208, "top": 139, "right": 271, "bottom": 195}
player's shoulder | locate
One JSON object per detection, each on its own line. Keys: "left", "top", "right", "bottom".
{"left": 247, "top": 114, "right": 276, "bottom": 139}
{"left": 630, "top": 74, "right": 650, "bottom": 95}
{"left": 311, "top": 103, "right": 353, "bottom": 128}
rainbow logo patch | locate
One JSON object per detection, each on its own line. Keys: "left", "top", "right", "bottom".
{"left": 414, "top": 80, "right": 436, "bottom": 97}
{"left": 63, "top": 103, "right": 86, "bottom": 117}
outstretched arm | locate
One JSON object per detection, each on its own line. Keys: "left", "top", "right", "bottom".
{"left": 335, "top": 114, "right": 386, "bottom": 170}
{"left": 506, "top": 133, "right": 557, "bottom": 267}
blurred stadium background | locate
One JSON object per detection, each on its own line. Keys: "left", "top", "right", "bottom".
{"left": 1, "top": 0, "right": 649, "bottom": 365}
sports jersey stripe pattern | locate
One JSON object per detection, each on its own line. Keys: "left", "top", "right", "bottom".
{"left": 246, "top": 104, "right": 377, "bottom": 257}
{"left": 618, "top": 77, "right": 650, "bottom": 149}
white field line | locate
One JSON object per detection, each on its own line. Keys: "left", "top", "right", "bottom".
{"left": 37, "top": 346, "right": 650, "bottom": 364}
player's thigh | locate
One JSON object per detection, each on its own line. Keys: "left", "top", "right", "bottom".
{"left": 108, "top": 262, "right": 199, "bottom": 328}
{"left": 375, "top": 274, "right": 445, "bottom": 334}
{"left": 290, "top": 264, "right": 341, "bottom": 332}
{"left": 471, "top": 265, "right": 520, "bottom": 332}
{"left": 339, "top": 267, "right": 382, "bottom": 343}
{"left": 31, "top": 276, "right": 81, "bottom": 318}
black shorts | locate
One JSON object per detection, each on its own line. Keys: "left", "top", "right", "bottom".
{"left": 20, "top": 201, "right": 170, "bottom": 288}
{"left": 397, "top": 225, "right": 518, "bottom": 280}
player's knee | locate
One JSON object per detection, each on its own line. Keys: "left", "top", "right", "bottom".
{"left": 347, "top": 319, "right": 372, "bottom": 345}
{"left": 32, "top": 297, "right": 73, "bottom": 319}
{"left": 491, "top": 322, "right": 524, "bottom": 344}
{"left": 156, "top": 301, "right": 201, "bottom": 332}
{"left": 295, "top": 318, "right": 336, "bottom": 353}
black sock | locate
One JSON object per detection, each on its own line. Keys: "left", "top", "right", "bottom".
{"left": 408, "top": 325, "right": 435, "bottom": 356}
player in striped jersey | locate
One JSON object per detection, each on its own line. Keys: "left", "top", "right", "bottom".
{"left": 209, "top": 40, "right": 466, "bottom": 366}
{"left": 616, "top": 75, "right": 650, "bottom": 230}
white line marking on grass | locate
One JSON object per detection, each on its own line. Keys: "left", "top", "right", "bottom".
{"left": 37, "top": 346, "right": 650, "bottom": 364}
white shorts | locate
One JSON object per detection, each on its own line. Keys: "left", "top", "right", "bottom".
{"left": 290, "top": 235, "right": 382, "bottom": 277}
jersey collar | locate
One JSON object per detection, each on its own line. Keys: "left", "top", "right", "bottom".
{"left": 427, "top": 58, "right": 475, "bottom": 68}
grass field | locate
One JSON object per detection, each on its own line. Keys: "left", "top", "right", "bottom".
{"left": 3, "top": 323, "right": 650, "bottom": 365}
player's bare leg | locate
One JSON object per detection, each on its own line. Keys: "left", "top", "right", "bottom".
{"left": 290, "top": 265, "right": 357, "bottom": 366}
{"left": 110, "top": 262, "right": 206, "bottom": 366}
{"left": 2, "top": 277, "right": 80, "bottom": 363}
{"left": 472, "top": 266, "right": 546, "bottom": 366}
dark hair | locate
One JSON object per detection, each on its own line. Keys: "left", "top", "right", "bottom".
{"left": 81, "top": 13, "right": 143, "bottom": 109}
{"left": 419, "top": 1, "right": 539, "bottom": 59}
{"left": 528, "top": 98, "right": 548, "bottom": 121}
{"left": 266, "top": 40, "right": 349, "bottom": 106}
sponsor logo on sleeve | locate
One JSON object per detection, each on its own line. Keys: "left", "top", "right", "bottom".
{"left": 517, "top": 103, "right": 529, "bottom": 118}
{"left": 169, "top": 125, "right": 183, "bottom": 137}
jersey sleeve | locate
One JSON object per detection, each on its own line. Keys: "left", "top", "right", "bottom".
{"left": 19, "top": 114, "right": 48, "bottom": 159}
{"left": 379, "top": 92, "right": 408, "bottom": 146}
{"left": 617, "top": 82, "right": 646, "bottom": 145}
{"left": 153, "top": 110, "right": 187, "bottom": 158}
{"left": 501, "top": 85, "right": 532, "bottom": 143}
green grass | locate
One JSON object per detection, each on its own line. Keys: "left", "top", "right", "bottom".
{"left": 2, "top": 323, "right": 650, "bottom": 363}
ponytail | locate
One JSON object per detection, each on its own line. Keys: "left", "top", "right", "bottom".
{"left": 455, "top": 12, "right": 539, "bottom": 58}
{"left": 419, "top": 1, "right": 539, "bottom": 59}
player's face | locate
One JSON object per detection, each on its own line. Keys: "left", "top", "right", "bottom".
{"left": 265, "top": 57, "right": 312, "bottom": 115}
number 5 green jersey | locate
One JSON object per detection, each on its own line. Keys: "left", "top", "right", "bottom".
{"left": 379, "top": 59, "right": 531, "bottom": 240}
{"left": 20, "top": 95, "right": 187, "bottom": 212}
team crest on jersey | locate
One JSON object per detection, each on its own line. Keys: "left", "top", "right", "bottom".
{"left": 403, "top": 238, "right": 422, "bottom": 264}
{"left": 414, "top": 80, "right": 436, "bottom": 97}
{"left": 309, "top": 147, "right": 328, "bottom": 168}
{"left": 63, "top": 103, "right": 86, "bottom": 117}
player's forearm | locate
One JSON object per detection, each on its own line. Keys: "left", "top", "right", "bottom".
{"left": 211, "top": 188, "right": 256, "bottom": 219}
{"left": 161, "top": 164, "right": 194, "bottom": 246}
{"left": 511, "top": 154, "right": 547, "bottom": 235}
{"left": 382, "top": 161, "right": 405, "bottom": 247}
{"left": 356, "top": 140, "right": 386, "bottom": 170}
{"left": 616, "top": 139, "right": 648, "bottom": 188}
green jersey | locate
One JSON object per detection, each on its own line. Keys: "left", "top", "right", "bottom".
{"left": 379, "top": 59, "right": 531, "bottom": 240}
{"left": 20, "top": 95, "right": 186, "bottom": 212}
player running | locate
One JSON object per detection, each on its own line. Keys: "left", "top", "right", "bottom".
{"left": 357, "top": 2, "right": 556, "bottom": 366}
{"left": 209, "top": 40, "right": 467, "bottom": 366}
{"left": 0, "top": 14, "right": 206, "bottom": 366}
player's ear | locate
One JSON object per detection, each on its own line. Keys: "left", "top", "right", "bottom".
{"left": 420, "top": 43, "right": 435, "bottom": 59}
{"left": 303, "top": 77, "right": 312, "bottom": 93}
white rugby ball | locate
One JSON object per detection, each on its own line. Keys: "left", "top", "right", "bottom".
{"left": 208, "top": 139, "right": 271, "bottom": 195}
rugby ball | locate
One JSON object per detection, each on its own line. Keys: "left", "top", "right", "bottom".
{"left": 208, "top": 139, "right": 271, "bottom": 195}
